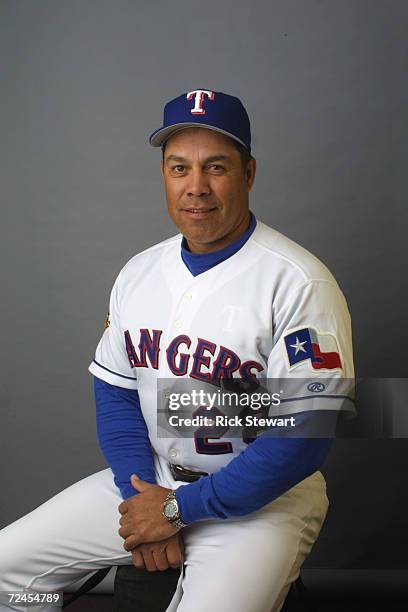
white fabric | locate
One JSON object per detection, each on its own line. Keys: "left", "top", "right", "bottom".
{"left": 0, "top": 467, "right": 328, "bottom": 612}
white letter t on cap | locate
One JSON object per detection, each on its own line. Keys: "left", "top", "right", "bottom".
{"left": 186, "top": 89, "right": 215, "bottom": 115}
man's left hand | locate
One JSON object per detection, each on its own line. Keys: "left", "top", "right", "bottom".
{"left": 118, "top": 474, "right": 181, "bottom": 551}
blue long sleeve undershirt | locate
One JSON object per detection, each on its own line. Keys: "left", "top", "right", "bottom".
{"left": 175, "top": 423, "right": 333, "bottom": 523}
{"left": 93, "top": 211, "right": 335, "bottom": 523}
{"left": 94, "top": 377, "right": 157, "bottom": 500}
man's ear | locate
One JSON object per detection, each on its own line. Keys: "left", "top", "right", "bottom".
{"left": 246, "top": 157, "right": 256, "bottom": 191}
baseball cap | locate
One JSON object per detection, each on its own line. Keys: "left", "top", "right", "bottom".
{"left": 149, "top": 89, "right": 251, "bottom": 152}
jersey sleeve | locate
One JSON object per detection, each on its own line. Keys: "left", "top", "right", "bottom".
{"left": 88, "top": 272, "right": 138, "bottom": 390}
{"left": 266, "top": 278, "right": 355, "bottom": 418}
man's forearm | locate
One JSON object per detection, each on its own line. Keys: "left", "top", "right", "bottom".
{"left": 94, "top": 376, "right": 156, "bottom": 499}
{"left": 175, "top": 412, "right": 334, "bottom": 523}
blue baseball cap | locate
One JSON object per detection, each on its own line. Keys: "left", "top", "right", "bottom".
{"left": 149, "top": 89, "right": 251, "bottom": 152}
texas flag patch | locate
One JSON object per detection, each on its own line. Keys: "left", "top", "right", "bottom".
{"left": 284, "top": 327, "right": 342, "bottom": 371}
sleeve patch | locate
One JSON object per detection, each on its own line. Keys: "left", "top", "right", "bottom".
{"left": 283, "top": 327, "right": 342, "bottom": 371}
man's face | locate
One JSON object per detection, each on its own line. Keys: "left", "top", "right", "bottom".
{"left": 161, "top": 127, "right": 256, "bottom": 253}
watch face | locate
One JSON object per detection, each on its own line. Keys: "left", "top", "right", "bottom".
{"left": 164, "top": 500, "right": 178, "bottom": 519}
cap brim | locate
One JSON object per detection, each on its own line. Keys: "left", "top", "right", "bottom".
{"left": 149, "top": 122, "right": 248, "bottom": 149}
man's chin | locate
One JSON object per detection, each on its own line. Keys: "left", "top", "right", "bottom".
{"left": 180, "top": 224, "right": 219, "bottom": 244}
{"left": 183, "top": 231, "right": 227, "bottom": 252}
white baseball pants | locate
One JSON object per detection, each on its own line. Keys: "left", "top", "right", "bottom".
{"left": 0, "top": 466, "right": 329, "bottom": 612}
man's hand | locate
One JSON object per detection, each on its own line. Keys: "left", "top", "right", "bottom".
{"left": 118, "top": 474, "right": 181, "bottom": 551}
{"left": 130, "top": 532, "right": 184, "bottom": 572}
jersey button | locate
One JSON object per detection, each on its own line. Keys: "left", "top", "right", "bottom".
{"left": 174, "top": 319, "right": 182, "bottom": 328}
{"left": 184, "top": 292, "right": 192, "bottom": 301}
{"left": 169, "top": 448, "right": 178, "bottom": 459}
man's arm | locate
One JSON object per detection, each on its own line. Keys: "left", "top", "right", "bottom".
{"left": 175, "top": 415, "right": 334, "bottom": 523}
{"left": 95, "top": 376, "right": 184, "bottom": 570}
{"left": 89, "top": 273, "right": 184, "bottom": 568}
{"left": 94, "top": 376, "right": 156, "bottom": 499}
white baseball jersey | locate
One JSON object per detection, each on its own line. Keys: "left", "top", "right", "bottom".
{"left": 89, "top": 219, "right": 354, "bottom": 477}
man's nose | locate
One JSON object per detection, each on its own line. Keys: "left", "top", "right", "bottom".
{"left": 186, "top": 169, "right": 211, "bottom": 197}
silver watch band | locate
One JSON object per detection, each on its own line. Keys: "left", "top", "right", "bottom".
{"left": 163, "top": 491, "right": 187, "bottom": 528}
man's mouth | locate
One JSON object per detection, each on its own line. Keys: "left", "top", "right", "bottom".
{"left": 181, "top": 207, "right": 217, "bottom": 218}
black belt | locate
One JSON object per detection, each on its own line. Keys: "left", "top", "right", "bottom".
{"left": 169, "top": 463, "right": 209, "bottom": 483}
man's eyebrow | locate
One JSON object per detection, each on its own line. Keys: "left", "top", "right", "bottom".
{"left": 165, "top": 154, "right": 232, "bottom": 164}
{"left": 165, "top": 155, "right": 186, "bottom": 163}
{"left": 203, "top": 155, "right": 231, "bottom": 164}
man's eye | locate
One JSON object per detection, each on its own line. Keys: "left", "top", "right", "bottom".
{"left": 172, "top": 165, "right": 185, "bottom": 173}
{"left": 209, "top": 165, "right": 224, "bottom": 172}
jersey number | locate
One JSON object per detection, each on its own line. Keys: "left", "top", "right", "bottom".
{"left": 193, "top": 406, "right": 257, "bottom": 454}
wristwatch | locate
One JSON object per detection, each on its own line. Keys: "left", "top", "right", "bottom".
{"left": 162, "top": 490, "right": 187, "bottom": 529}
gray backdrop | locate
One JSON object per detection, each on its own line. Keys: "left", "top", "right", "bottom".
{"left": 1, "top": 0, "right": 407, "bottom": 571}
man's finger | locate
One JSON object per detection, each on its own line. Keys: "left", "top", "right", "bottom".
{"left": 130, "top": 475, "right": 153, "bottom": 493}
{"left": 118, "top": 524, "right": 133, "bottom": 539}
{"left": 151, "top": 547, "right": 170, "bottom": 572}
{"left": 131, "top": 549, "right": 145, "bottom": 570}
{"left": 118, "top": 501, "right": 128, "bottom": 515}
{"left": 140, "top": 546, "right": 159, "bottom": 572}
{"left": 165, "top": 537, "right": 184, "bottom": 568}
{"left": 124, "top": 535, "right": 141, "bottom": 551}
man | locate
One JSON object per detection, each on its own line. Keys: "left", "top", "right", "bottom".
{"left": 0, "top": 89, "right": 354, "bottom": 612}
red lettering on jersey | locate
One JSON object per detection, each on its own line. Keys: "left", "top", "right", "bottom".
{"left": 211, "top": 345, "right": 241, "bottom": 384}
{"left": 167, "top": 335, "right": 192, "bottom": 376}
{"left": 139, "top": 329, "right": 162, "bottom": 369}
{"left": 126, "top": 328, "right": 265, "bottom": 382}
{"left": 190, "top": 338, "right": 217, "bottom": 382}
{"left": 125, "top": 329, "right": 162, "bottom": 369}
{"left": 239, "top": 360, "right": 264, "bottom": 382}
{"left": 124, "top": 330, "right": 142, "bottom": 368}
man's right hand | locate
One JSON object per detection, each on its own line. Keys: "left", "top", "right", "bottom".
{"left": 130, "top": 531, "right": 184, "bottom": 572}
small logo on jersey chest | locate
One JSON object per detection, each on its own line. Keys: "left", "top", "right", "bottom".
{"left": 221, "top": 305, "right": 243, "bottom": 332}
